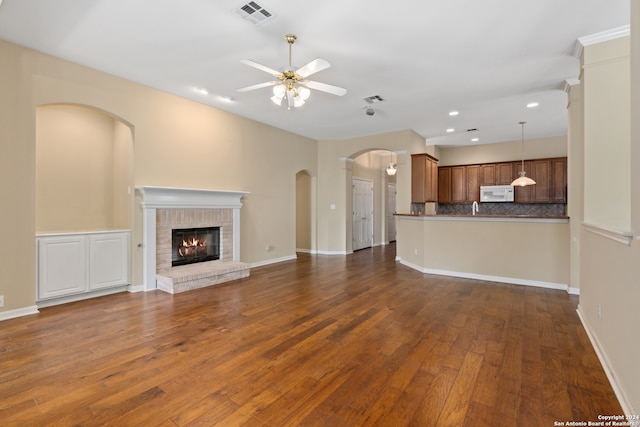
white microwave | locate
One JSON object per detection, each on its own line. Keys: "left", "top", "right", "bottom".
{"left": 480, "top": 185, "right": 514, "bottom": 202}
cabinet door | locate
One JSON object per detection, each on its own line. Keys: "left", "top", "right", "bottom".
{"left": 89, "top": 233, "right": 130, "bottom": 290}
{"left": 438, "top": 167, "right": 451, "bottom": 204}
{"left": 514, "top": 161, "right": 534, "bottom": 203}
{"left": 552, "top": 158, "right": 567, "bottom": 202}
{"left": 429, "top": 158, "right": 439, "bottom": 202}
{"left": 496, "top": 163, "right": 515, "bottom": 185}
{"left": 411, "top": 154, "right": 426, "bottom": 203}
{"left": 37, "top": 236, "right": 88, "bottom": 300}
{"left": 531, "top": 159, "right": 551, "bottom": 202}
{"left": 451, "top": 166, "right": 467, "bottom": 203}
{"left": 480, "top": 164, "right": 496, "bottom": 186}
{"left": 466, "top": 165, "right": 480, "bottom": 202}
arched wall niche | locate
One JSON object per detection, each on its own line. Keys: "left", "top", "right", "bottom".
{"left": 35, "top": 103, "right": 134, "bottom": 233}
{"left": 296, "top": 169, "right": 314, "bottom": 253}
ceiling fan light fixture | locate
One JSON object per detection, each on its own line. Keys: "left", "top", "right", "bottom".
{"left": 298, "top": 86, "right": 310, "bottom": 101}
{"left": 238, "top": 33, "right": 346, "bottom": 109}
{"left": 273, "top": 84, "right": 286, "bottom": 98}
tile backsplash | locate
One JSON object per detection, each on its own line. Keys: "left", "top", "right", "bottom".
{"left": 436, "top": 203, "right": 566, "bottom": 216}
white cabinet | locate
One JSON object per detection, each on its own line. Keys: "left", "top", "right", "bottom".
{"left": 37, "top": 231, "right": 130, "bottom": 305}
{"left": 37, "top": 235, "right": 88, "bottom": 299}
{"left": 89, "top": 233, "right": 129, "bottom": 290}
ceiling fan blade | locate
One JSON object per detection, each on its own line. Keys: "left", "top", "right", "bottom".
{"left": 303, "top": 80, "right": 347, "bottom": 96}
{"left": 237, "top": 81, "right": 279, "bottom": 92}
{"left": 240, "top": 59, "right": 281, "bottom": 76}
{"left": 296, "top": 58, "right": 331, "bottom": 78}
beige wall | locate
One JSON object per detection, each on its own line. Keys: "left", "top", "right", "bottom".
{"left": 435, "top": 135, "right": 567, "bottom": 166}
{"left": 577, "top": 22, "right": 639, "bottom": 415}
{"left": 583, "top": 37, "right": 631, "bottom": 230}
{"left": 0, "top": 40, "right": 317, "bottom": 313}
{"left": 316, "top": 130, "right": 426, "bottom": 253}
{"left": 567, "top": 82, "right": 584, "bottom": 292}
{"left": 396, "top": 217, "right": 570, "bottom": 287}
{"left": 0, "top": 41, "right": 36, "bottom": 312}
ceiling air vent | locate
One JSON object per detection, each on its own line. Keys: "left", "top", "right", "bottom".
{"left": 235, "top": 1, "right": 275, "bottom": 25}
{"left": 364, "top": 95, "right": 384, "bottom": 104}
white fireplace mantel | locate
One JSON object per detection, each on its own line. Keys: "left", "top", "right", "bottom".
{"left": 136, "top": 186, "right": 248, "bottom": 291}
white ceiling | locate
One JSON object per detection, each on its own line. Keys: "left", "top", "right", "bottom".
{"left": 0, "top": 0, "right": 630, "bottom": 146}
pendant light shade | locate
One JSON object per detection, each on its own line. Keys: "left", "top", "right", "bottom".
{"left": 386, "top": 151, "right": 397, "bottom": 176}
{"left": 386, "top": 163, "right": 397, "bottom": 176}
{"left": 511, "top": 121, "right": 536, "bottom": 187}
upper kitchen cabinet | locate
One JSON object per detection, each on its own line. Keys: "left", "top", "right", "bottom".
{"left": 551, "top": 158, "right": 567, "bottom": 202}
{"left": 495, "top": 163, "right": 515, "bottom": 185}
{"left": 411, "top": 153, "right": 439, "bottom": 203}
{"left": 480, "top": 164, "right": 496, "bottom": 186}
{"left": 440, "top": 157, "right": 567, "bottom": 204}
{"left": 515, "top": 158, "right": 567, "bottom": 203}
{"left": 438, "top": 167, "right": 451, "bottom": 204}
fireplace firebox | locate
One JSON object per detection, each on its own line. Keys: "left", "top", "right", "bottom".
{"left": 172, "top": 227, "right": 220, "bottom": 267}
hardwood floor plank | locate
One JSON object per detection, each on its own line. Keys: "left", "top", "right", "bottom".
{"left": 0, "top": 244, "right": 623, "bottom": 426}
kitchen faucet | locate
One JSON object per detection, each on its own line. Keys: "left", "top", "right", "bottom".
{"left": 472, "top": 201, "right": 479, "bottom": 216}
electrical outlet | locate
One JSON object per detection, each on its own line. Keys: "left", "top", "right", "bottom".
{"left": 597, "top": 304, "right": 602, "bottom": 320}
{"left": 266, "top": 244, "right": 271, "bottom": 252}
{"left": 0, "top": 295, "right": 4, "bottom": 308}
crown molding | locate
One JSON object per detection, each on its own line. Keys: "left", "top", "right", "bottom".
{"left": 574, "top": 25, "right": 631, "bottom": 59}
{"left": 563, "top": 78, "right": 581, "bottom": 93}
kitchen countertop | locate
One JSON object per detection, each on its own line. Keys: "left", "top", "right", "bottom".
{"left": 394, "top": 214, "right": 569, "bottom": 223}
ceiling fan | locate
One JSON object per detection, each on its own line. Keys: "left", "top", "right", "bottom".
{"left": 238, "top": 34, "right": 347, "bottom": 109}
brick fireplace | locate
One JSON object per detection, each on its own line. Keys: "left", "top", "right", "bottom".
{"left": 137, "top": 187, "right": 249, "bottom": 293}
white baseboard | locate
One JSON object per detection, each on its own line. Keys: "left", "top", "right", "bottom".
{"left": 296, "top": 248, "right": 315, "bottom": 254}
{"left": 36, "top": 286, "right": 128, "bottom": 308}
{"left": 315, "top": 250, "right": 350, "bottom": 255}
{"left": 0, "top": 305, "right": 39, "bottom": 321}
{"left": 127, "top": 284, "right": 146, "bottom": 293}
{"left": 576, "top": 305, "right": 634, "bottom": 416}
{"left": 397, "top": 258, "right": 573, "bottom": 293}
{"left": 251, "top": 255, "right": 297, "bottom": 268}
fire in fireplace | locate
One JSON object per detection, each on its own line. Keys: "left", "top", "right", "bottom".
{"left": 172, "top": 227, "right": 220, "bottom": 267}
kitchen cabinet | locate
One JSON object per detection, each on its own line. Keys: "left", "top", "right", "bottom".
{"left": 450, "top": 166, "right": 467, "bottom": 203}
{"left": 514, "top": 161, "right": 534, "bottom": 203}
{"left": 439, "top": 157, "right": 567, "bottom": 204}
{"left": 411, "top": 153, "right": 439, "bottom": 203}
{"left": 480, "top": 164, "right": 496, "bottom": 186}
{"left": 496, "top": 162, "right": 515, "bottom": 185}
{"left": 37, "top": 231, "right": 130, "bottom": 305}
{"left": 466, "top": 165, "right": 480, "bottom": 202}
{"left": 438, "top": 167, "right": 451, "bottom": 204}
{"left": 551, "top": 158, "right": 567, "bottom": 202}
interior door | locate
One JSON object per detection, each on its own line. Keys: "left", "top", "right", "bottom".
{"left": 387, "top": 182, "right": 397, "bottom": 243}
{"left": 352, "top": 178, "right": 373, "bottom": 251}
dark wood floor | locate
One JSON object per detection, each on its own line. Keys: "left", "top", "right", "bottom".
{"left": 0, "top": 244, "right": 622, "bottom": 426}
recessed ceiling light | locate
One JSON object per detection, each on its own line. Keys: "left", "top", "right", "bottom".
{"left": 527, "top": 102, "right": 539, "bottom": 108}
{"left": 196, "top": 87, "right": 212, "bottom": 95}
{"left": 219, "top": 95, "right": 235, "bottom": 102}
{"left": 471, "top": 138, "right": 479, "bottom": 142}
{"left": 449, "top": 111, "right": 459, "bottom": 116}
{"left": 446, "top": 128, "right": 455, "bottom": 133}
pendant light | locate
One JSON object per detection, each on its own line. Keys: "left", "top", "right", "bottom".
{"left": 511, "top": 121, "right": 536, "bottom": 187}
{"left": 386, "top": 151, "right": 397, "bottom": 176}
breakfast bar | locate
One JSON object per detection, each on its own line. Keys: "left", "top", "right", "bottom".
{"left": 395, "top": 214, "right": 572, "bottom": 293}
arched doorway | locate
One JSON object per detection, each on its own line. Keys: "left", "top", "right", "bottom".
{"left": 349, "top": 149, "right": 397, "bottom": 252}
